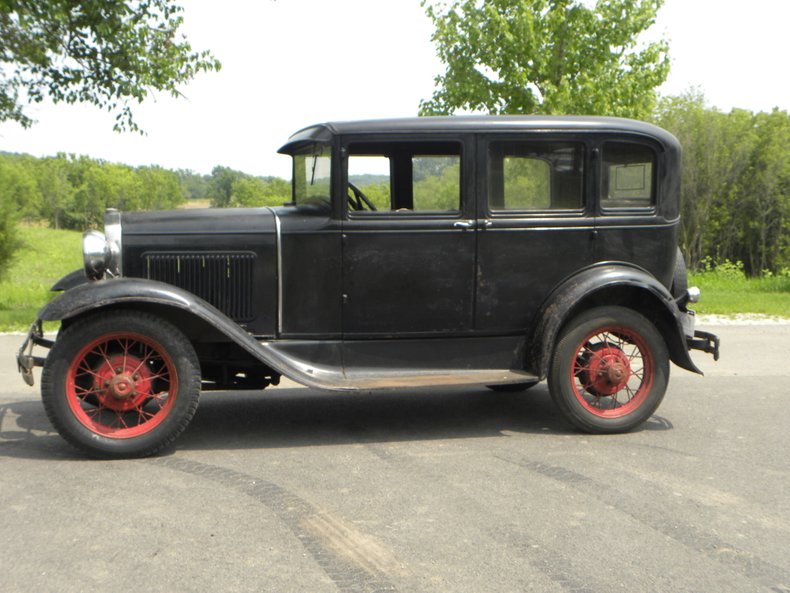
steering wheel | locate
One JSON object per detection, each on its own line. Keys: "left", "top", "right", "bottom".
{"left": 348, "top": 182, "right": 377, "bottom": 212}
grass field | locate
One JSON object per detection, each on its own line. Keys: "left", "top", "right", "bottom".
{"left": 0, "top": 226, "right": 788, "bottom": 332}
{"left": 689, "top": 266, "right": 790, "bottom": 317}
{"left": 0, "top": 225, "right": 82, "bottom": 331}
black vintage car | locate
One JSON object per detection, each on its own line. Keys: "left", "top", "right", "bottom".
{"left": 17, "top": 116, "right": 719, "bottom": 457}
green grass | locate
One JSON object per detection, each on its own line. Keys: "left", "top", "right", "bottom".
{"left": 689, "top": 267, "right": 790, "bottom": 317}
{"left": 0, "top": 225, "right": 788, "bottom": 331}
{"left": 0, "top": 225, "right": 82, "bottom": 332}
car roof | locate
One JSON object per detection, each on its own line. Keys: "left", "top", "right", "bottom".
{"left": 278, "top": 115, "right": 679, "bottom": 154}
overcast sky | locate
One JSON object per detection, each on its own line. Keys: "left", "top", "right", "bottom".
{"left": 0, "top": 0, "right": 787, "bottom": 180}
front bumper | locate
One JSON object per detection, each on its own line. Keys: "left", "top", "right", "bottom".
{"left": 16, "top": 321, "right": 52, "bottom": 387}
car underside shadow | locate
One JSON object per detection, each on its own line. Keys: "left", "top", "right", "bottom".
{"left": 178, "top": 385, "right": 574, "bottom": 451}
{"left": 0, "top": 384, "right": 674, "bottom": 460}
{"left": 0, "top": 400, "right": 89, "bottom": 461}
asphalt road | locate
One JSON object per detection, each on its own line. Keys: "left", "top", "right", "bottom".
{"left": 1, "top": 323, "right": 789, "bottom": 593}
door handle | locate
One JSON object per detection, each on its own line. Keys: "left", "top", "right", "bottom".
{"left": 453, "top": 220, "right": 475, "bottom": 230}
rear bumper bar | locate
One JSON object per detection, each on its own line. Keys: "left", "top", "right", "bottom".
{"left": 688, "top": 329, "right": 720, "bottom": 361}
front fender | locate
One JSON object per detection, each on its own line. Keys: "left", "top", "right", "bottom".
{"left": 40, "top": 278, "right": 198, "bottom": 321}
{"left": 528, "top": 263, "right": 702, "bottom": 379}
{"left": 51, "top": 269, "right": 89, "bottom": 292}
{"left": 38, "top": 278, "right": 345, "bottom": 391}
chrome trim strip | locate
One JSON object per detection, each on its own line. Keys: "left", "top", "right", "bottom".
{"left": 268, "top": 208, "right": 283, "bottom": 335}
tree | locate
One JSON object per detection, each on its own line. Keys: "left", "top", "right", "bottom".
{"left": 725, "top": 110, "right": 790, "bottom": 274}
{"left": 207, "top": 166, "right": 245, "bottom": 208}
{"left": 0, "top": 0, "right": 220, "bottom": 132}
{"left": 0, "top": 154, "right": 40, "bottom": 220}
{"left": 653, "top": 92, "right": 756, "bottom": 270}
{"left": 36, "top": 155, "right": 75, "bottom": 229}
{"left": 229, "top": 176, "right": 291, "bottom": 208}
{"left": 137, "top": 166, "right": 185, "bottom": 210}
{"left": 0, "top": 173, "right": 19, "bottom": 280}
{"left": 177, "top": 169, "right": 210, "bottom": 201}
{"left": 654, "top": 92, "right": 790, "bottom": 275}
{"left": 420, "top": 0, "right": 669, "bottom": 118}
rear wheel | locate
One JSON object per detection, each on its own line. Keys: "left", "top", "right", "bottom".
{"left": 42, "top": 311, "right": 201, "bottom": 458}
{"left": 548, "top": 306, "right": 669, "bottom": 433}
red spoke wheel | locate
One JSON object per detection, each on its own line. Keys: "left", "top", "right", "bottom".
{"left": 548, "top": 306, "right": 669, "bottom": 434}
{"left": 42, "top": 311, "right": 200, "bottom": 458}
{"left": 67, "top": 334, "right": 177, "bottom": 438}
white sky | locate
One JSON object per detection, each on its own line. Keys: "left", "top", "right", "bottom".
{"left": 0, "top": 0, "right": 787, "bottom": 180}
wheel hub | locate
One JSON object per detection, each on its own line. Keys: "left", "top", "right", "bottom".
{"left": 93, "top": 354, "right": 153, "bottom": 411}
{"left": 108, "top": 374, "right": 136, "bottom": 399}
{"left": 581, "top": 345, "right": 632, "bottom": 396}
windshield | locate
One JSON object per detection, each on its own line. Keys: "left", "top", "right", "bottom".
{"left": 293, "top": 144, "right": 332, "bottom": 206}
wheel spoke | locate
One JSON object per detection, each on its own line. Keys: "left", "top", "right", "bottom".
{"left": 85, "top": 406, "right": 103, "bottom": 419}
{"left": 74, "top": 385, "right": 102, "bottom": 400}
{"left": 566, "top": 318, "right": 657, "bottom": 420}
{"left": 146, "top": 370, "right": 170, "bottom": 383}
{"left": 115, "top": 410, "right": 130, "bottom": 429}
{"left": 66, "top": 331, "right": 179, "bottom": 439}
{"left": 131, "top": 347, "right": 157, "bottom": 376}
{"left": 95, "top": 342, "right": 114, "bottom": 372}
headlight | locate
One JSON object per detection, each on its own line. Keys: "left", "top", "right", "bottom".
{"left": 104, "top": 208, "right": 122, "bottom": 276}
{"left": 82, "top": 209, "right": 123, "bottom": 280}
{"left": 83, "top": 230, "right": 109, "bottom": 279}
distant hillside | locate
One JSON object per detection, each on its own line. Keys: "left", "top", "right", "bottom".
{"left": 349, "top": 174, "right": 389, "bottom": 186}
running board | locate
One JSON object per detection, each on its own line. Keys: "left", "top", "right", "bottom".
{"left": 341, "top": 369, "right": 537, "bottom": 391}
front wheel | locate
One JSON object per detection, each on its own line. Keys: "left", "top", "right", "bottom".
{"left": 548, "top": 306, "right": 669, "bottom": 434}
{"left": 41, "top": 311, "right": 201, "bottom": 458}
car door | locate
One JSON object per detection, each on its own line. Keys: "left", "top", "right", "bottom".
{"left": 340, "top": 136, "right": 477, "bottom": 337}
{"left": 593, "top": 137, "right": 678, "bottom": 287}
{"left": 474, "top": 135, "right": 595, "bottom": 333}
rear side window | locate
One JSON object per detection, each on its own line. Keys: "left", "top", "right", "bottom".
{"left": 488, "top": 141, "right": 584, "bottom": 212}
{"left": 601, "top": 142, "right": 656, "bottom": 210}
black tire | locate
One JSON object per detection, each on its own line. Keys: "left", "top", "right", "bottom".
{"left": 548, "top": 306, "right": 669, "bottom": 434}
{"left": 41, "top": 310, "right": 201, "bottom": 458}
{"left": 671, "top": 247, "right": 688, "bottom": 299}
{"left": 486, "top": 381, "right": 539, "bottom": 392}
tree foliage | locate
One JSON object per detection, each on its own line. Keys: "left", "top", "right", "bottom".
{"left": 0, "top": 0, "right": 220, "bottom": 131}
{"left": 0, "top": 169, "right": 18, "bottom": 280}
{"left": 207, "top": 166, "right": 244, "bottom": 208}
{"left": 229, "top": 176, "right": 290, "bottom": 208}
{"left": 420, "top": 0, "right": 669, "bottom": 118}
{"left": 654, "top": 92, "right": 790, "bottom": 274}
{"left": 0, "top": 152, "right": 187, "bottom": 229}
{"left": 0, "top": 153, "right": 293, "bottom": 238}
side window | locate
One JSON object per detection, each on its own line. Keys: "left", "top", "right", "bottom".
{"left": 348, "top": 155, "right": 391, "bottom": 211}
{"left": 346, "top": 142, "right": 461, "bottom": 214}
{"left": 412, "top": 155, "right": 460, "bottom": 211}
{"left": 601, "top": 142, "right": 656, "bottom": 209}
{"left": 488, "top": 142, "right": 584, "bottom": 212}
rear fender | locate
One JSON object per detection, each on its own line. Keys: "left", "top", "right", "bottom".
{"left": 528, "top": 263, "right": 702, "bottom": 379}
